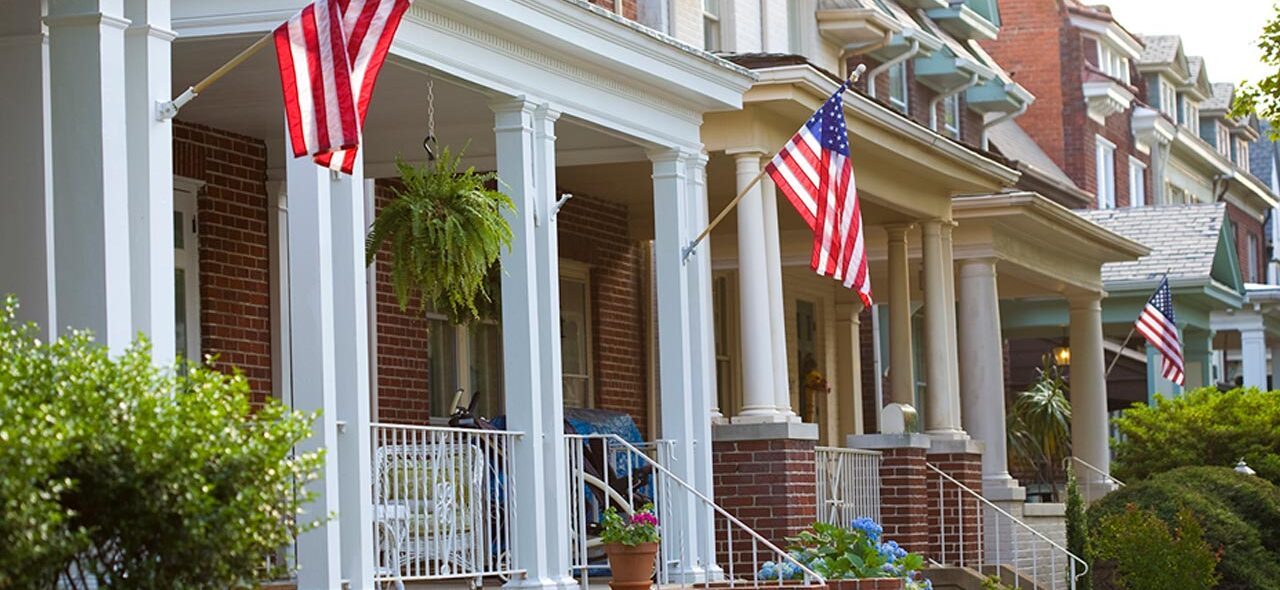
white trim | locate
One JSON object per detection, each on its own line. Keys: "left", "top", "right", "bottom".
{"left": 173, "top": 178, "right": 202, "bottom": 363}
{"left": 1096, "top": 135, "right": 1117, "bottom": 209}
{"left": 1128, "top": 156, "right": 1146, "bottom": 207}
{"left": 1068, "top": 11, "right": 1142, "bottom": 59}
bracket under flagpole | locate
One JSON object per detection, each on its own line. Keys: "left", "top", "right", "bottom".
{"left": 156, "top": 32, "right": 274, "bottom": 121}
{"left": 680, "top": 64, "right": 866, "bottom": 263}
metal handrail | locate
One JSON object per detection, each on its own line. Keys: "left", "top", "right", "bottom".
{"left": 1066, "top": 456, "right": 1124, "bottom": 487}
{"left": 926, "top": 462, "right": 1089, "bottom": 588}
{"left": 568, "top": 433, "right": 826, "bottom": 586}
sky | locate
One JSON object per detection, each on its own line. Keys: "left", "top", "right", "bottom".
{"left": 1097, "top": 0, "right": 1274, "bottom": 85}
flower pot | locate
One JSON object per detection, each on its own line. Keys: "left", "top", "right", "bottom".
{"left": 603, "top": 542, "right": 658, "bottom": 590}
{"left": 826, "top": 578, "right": 906, "bottom": 590}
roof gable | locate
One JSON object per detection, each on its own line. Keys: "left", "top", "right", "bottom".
{"left": 1075, "top": 203, "right": 1240, "bottom": 291}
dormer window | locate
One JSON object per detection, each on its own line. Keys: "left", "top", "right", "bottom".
{"left": 1096, "top": 41, "right": 1130, "bottom": 84}
{"left": 703, "top": 0, "right": 722, "bottom": 52}
{"left": 888, "top": 62, "right": 909, "bottom": 113}
{"left": 942, "top": 94, "right": 961, "bottom": 139}
{"left": 1159, "top": 79, "right": 1178, "bottom": 118}
{"left": 1178, "top": 96, "right": 1198, "bottom": 130}
{"left": 1216, "top": 124, "right": 1231, "bottom": 157}
{"left": 1236, "top": 139, "right": 1249, "bottom": 168}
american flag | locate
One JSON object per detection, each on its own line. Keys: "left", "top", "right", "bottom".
{"left": 1135, "top": 277, "right": 1184, "bottom": 385}
{"left": 765, "top": 81, "right": 871, "bottom": 306}
{"left": 274, "top": 0, "right": 410, "bottom": 173}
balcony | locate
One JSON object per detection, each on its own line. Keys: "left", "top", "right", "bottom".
{"left": 966, "top": 78, "right": 1032, "bottom": 114}
{"left": 914, "top": 48, "right": 994, "bottom": 93}
{"left": 816, "top": 0, "right": 903, "bottom": 52}
{"left": 925, "top": 1, "right": 999, "bottom": 41}
{"left": 1082, "top": 76, "right": 1135, "bottom": 124}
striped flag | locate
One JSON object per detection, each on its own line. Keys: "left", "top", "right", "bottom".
{"left": 274, "top": 0, "right": 411, "bottom": 173}
{"left": 1135, "top": 277, "right": 1184, "bottom": 386}
{"left": 765, "top": 81, "right": 871, "bottom": 305}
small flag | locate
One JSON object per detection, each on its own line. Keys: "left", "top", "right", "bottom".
{"left": 1135, "top": 277, "right": 1184, "bottom": 386}
{"left": 765, "top": 81, "right": 871, "bottom": 306}
{"left": 274, "top": 0, "right": 411, "bottom": 173}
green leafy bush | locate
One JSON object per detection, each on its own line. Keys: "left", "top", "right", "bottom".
{"left": 0, "top": 297, "right": 323, "bottom": 589}
{"left": 600, "top": 504, "right": 659, "bottom": 546}
{"left": 1064, "top": 473, "right": 1092, "bottom": 590}
{"left": 1092, "top": 505, "right": 1218, "bottom": 590}
{"left": 1088, "top": 466, "right": 1280, "bottom": 590}
{"left": 1111, "top": 387, "right": 1280, "bottom": 486}
{"left": 757, "top": 519, "right": 925, "bottom": 581}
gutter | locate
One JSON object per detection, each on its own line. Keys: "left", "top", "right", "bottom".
{"left": 980, "top": 101, "right": 1028, "bottom": 150}
{"left": 866, "top": 39, "right": 920, "bottom": 97}
{"left": 929, "top": 73, "right": 980, "bottom": 132}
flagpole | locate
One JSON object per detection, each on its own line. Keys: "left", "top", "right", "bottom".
{"left": 157, "top": 32, "right": 274, "bottom": 120}
{"left": 682, "top": 63, "right": 867, "bottom": 261}
{"left": 1104, "top": 326, "right": 1136, "bottom": 378}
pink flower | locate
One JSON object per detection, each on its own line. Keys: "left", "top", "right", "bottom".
{"left": 630, "top": 512, "right": 659, "bottom": 527}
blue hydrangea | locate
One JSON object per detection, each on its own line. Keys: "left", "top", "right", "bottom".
{"left": 778, "top": 562, "right": 800, "bottom": 580}
{"left": 878, "top": 540, "right": 908, "bottom": 560}
{"left": 850, "top": 516, "right": 883, "bottom": 541}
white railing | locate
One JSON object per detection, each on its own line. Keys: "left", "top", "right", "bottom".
{"left": 371, "top": 423, "right": 524, "bottom": 587}
{"left": 815, "top": 447, "right": 882, "bottom": 526}
{"left": 1066, "top": 456, "right": 1123, "bottom": 501}
{"left": 567, "top": 434, "right": 824, "bottom": 589}
{"left": 927, "top": 463, "right": 1087, "bottom": 590}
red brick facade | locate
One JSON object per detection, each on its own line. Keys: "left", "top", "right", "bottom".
{"left": 1226, "top": 201, "right": 1265, "bottom": 283}
{"left": 713, "top": 438, "right": 818, "bottom": 561}
{"left": 372, "top": 180, "right": 433, "bottom": 425}
{"left": 847, "top": 57, "right": 986, "bottom": 149}
{"left": 925, "top": 451, "right": 983, "bottom": 565}
{"left": 586, "top": 0, "right": 637, "bottom": 20}
{"left": 876, "top": 446, "right": 930, "bottom": 555}
{"left": 173, "top": 120, "right": 274, "bottom": 405}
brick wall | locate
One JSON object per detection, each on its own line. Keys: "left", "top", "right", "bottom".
{"left": 372, "top": 180, "right": 433, "bottom": 425}
{"left": 587, "top": 0, "right": 637, "bottom": 20}
{"left": 1226, "top": 201, "right": 1265, "bottom": 283}
{"left": 847, "top": 57, "right": 985, "bottom": 149}
{"left": 859, "top": 307, "right": 879, "bottom": 434}
{"left": 713, "top": 438, "right": 818, "bottom": 561}
{"left": 557, "top": 193, "right": 648, "bottom": 433}
{"left": 877, "top": 446, "right": 929, "bottom": 555}
{"left": 926, "top": 451, "right": 983, "bottom": 565}
{"left": 173, "top": 121, "right": 273, "bottom": 405}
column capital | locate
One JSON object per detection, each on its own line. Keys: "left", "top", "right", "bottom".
{"left": 724, "top": 147, "right": 769, "bottom": 158}
{"left": 884, "top": 223, "right": 914, "bottom": 240}
{"left": 1067, "top": 291, "right": 1103, "bottom": 311}
{"left": 957, "top": 257, "right": 998, "bottom": 278}
{"left": 835, "top": 301, "right": 865, "bottom": 319}
{"left": 648, "top": 146, "right": 698, "bottom": 165}
{"left": 489, "top": 95, "right": 542, "bottom": 116}
{"left": 920, "top": 218, "right": 944, "bottom": 235}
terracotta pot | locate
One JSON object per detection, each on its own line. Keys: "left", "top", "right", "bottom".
{"left": 826, "top": 578, "right": 906, "bottom": 590}
{"left": 604, "top": 542, "right": 658, "bottom": 590}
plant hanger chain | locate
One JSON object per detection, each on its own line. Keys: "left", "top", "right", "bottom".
{"left": 423, "top": 73, "right": 438, "bottom": 161}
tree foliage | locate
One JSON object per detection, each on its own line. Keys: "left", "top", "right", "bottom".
{"left": 0, "top": 297, "right": 323, "bottom": 589}
{"left": 1064, "top": 473, "right": 1092, "bottom": 590}
{"left": 366, "top": 146, "right": 514, "bottom": 324}
{"left": 1232, "top": 8, "right": 1280, "bottom": 136}
{"left": 1089, "top": 466, "right": 1280, "bottom": 590}
{"left": 1110, "top": 387, "right": 1280, "bottom": 486}
{"left": 1092, "top": 504, "right": 1218, "bottom": 590}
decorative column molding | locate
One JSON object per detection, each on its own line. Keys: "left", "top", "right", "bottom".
{"left": 651, "top": 147, "right": 707, "bottom": 582}
{"left": 956, "top": 258, "right": 1020, "bottom": 496}
{"left": 492, "top": 97, "right": 572, "bottom": 590}
{"left": 761, "top": 171, "right": 797, "bottom": 421}
{"left": 1241, "top": 326, "right": 1267, "bottom": 390}
{"left": 1068, "top": 293, "right": 1111, "bottom": 500}
{"left": 329, "top": 161, "right": 375, "bottom": 587}
{"left": 885, "top": 224, "right": 915, "bottom": 407}
{"left": 284, "top": 141, "right": 343, "bottom": 589}
{"left": 835, "top": 302, "right": 865, "bottom": 439}
{"left": 684, "top": 151, "right": 722, "bottom": 580}
{"left": 47, "top": 0, "right": 134, "bottom": 351}
{"left": 729, "top": 150, "right": 782, "bottom": 422}
{"left": 0, "top": 3, "right": 55, "bottom": 337}
{"left": 921, "top": 220, "right": 962, "bottom": 437}
{"left": 124, "top": 0, "right": 176, "bottom": 362}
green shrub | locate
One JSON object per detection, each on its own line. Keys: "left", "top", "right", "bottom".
{"left": 1088, "top": 466, "right": 1280, "bottom": 590}
{"left": 1093, "top": 504, "right": 1218, "bottom": 590}
{"left": 1111, "top": 387, "right": 1280, "bottom": 486}
{"left": 0, "top": 297, "right": 323, "bottom": 589}
{"left": 1064, "top": 473, "right": 1092, "bottom": 590}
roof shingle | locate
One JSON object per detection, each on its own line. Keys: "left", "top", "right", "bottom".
{"left": 1136, "top": 34, "right": 1180, "bottom": 65}
{"left": 1075, "top": 203, "right": 1225, "bottom": 284}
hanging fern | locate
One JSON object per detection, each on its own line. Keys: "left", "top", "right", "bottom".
{"left": 366, "top": 146, "right": 513, "bottom": 324}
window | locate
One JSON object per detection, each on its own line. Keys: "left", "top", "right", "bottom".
{"left": 1128, "top": 157, "right": 1147, "bottom": 207}
{"left": 1248, "top": 233, "right": 1260, "bottom": 283}
{"left": 1095, "top": 136, "right": 1117, "bottom": 209}
{"left": 1179, "top": 96, "right": 1198, "bottom": 130}
{"left": 1167, "top": 183, "right": 1188, "bottom": 204}
{"left": 712, "top": 275, "right": 733, "bottom": 415}
{"left": 560, "top": 266, "right": 592, "bottom": 409}
{"left": 1159, "top": 79, "right": 1178, "bottom": 118}
{"left": 888, "top": 62, "right": 908, "bottom": 113}
{"left": 1095, "top": 41, "right": 1130, "bottom": 83}
{"left": 173, "top": 181, "right": 201, "bottom": 362}
{"left": 1237, "top": 139, "right": 1250, "bottom": 168}
{"left": 942, "top": 93, "right": 961, "bottom": 139}
{"left": 787, "top": 0, "right": 805, "bottom": 54}
{"left": 426, "top": 312, "right": 504, "bottom": 419}
{"left": 1216, "top": 124, "right": 1231, "bottom": 157}
{"left": 703, "top": 0, "right": 721, "bottom": 52}
{"left": 795, "top": 299, "right": 819, "bottom": 423}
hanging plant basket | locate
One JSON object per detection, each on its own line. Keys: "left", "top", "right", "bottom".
{"left": 366, "top": 146, "right": 513, "bottom": 324}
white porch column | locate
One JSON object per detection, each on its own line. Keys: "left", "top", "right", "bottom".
{"left": 1068, "top": 294, "right": 1111, "bottom": 500}
{"left": 730, "top": 150, "right": 781, "bottom": 422}
{"left": 684, "top": 152, "right": 722, "bottom": 579}
{"left": 1271, "top": 345, "right": 1280, "bottom": 390}
{"left": 1241, "top": 326, "right": 1267, "bottom": 390}
{"left": 285, "top": 149, "right": 343, "bottom": 588}
{"left": 885, "top": 224, "right": 915, "bottom": 407}
{"left": 492, "top": 98, "right": 570, "bottom": 589}
{"left": 941, "top": 223, "right": 962, "bottom": 428}
{"left": 124, "top": 0, "right": 175, "bottom": 362}
{"left": 47, "top": 0, "right": 133, "bottom": 351}
{"left": 957, "top": 259, "right": 1018, "bottom": 493}
{"left": 0, "top": 3, "right": 55, "bottom": 337}
{"left": 761, "top": 173, "right": 797, "bottom": 420}
{"left": 652, "top": 148, "right": 707, "bottom": 582}
{"left": 921, "top": 220, "right": 962, "bottom": 436}
{"left": 330, "top": 162, "right": 374, "bottom": 588}
{"left": 835, "top": 302, "right": 865, "bottom": 439}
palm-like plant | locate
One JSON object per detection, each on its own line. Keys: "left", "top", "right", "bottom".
{"left": 366, "top": 146, "right": 513, "bottom": 324}
{"left": 1007, "top": 355, "right": 1073, "bottom": 492}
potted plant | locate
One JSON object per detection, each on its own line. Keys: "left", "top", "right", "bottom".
{"left": 757, "top": 518, "right": 931, "bottom": 590}
{"left": 600, "top": 505, "right": 660, "bottom": 590}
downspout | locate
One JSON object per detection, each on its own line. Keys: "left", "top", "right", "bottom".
{"left": 867, "top": 38, "right": 920, "bottom": 97}
{"left": 980, "top": 100, "right": 1029, "bottom": 150}
{"left": 839, "top": 30, "right": 895, "bottom": 78}
{"left": 929, "top": 73, "right": 980, "bottom": 132}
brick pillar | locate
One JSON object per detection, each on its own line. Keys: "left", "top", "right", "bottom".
{"left": 848, "top": 433, "right": 932, "bottom": 556}
{"left": 926, "top": 439, "right": 984, "bottom": 566}
{"left": 712, "top": 422, "right": 818, "bottom": 567}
